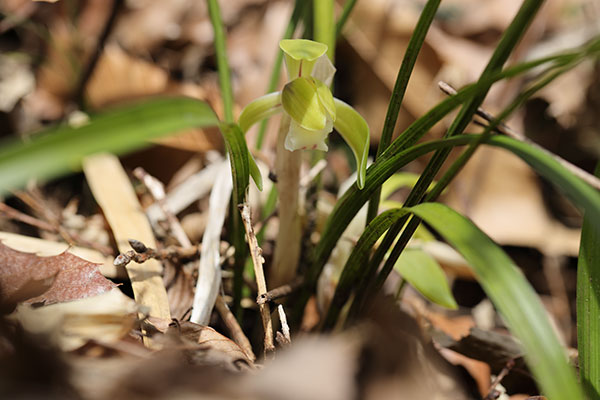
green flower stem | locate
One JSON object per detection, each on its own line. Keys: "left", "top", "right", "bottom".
{"left": 271, "top": 115, "right": 303, "bottom": 287}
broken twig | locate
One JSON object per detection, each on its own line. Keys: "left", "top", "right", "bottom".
{"left": 275, "top": 304, "right": 291, "bottom": 346}
{"left": 239, "top": 201, "right": 274, "bottom": 354}
{"left": 257, "top": 277, "right": 303, "bottom": 305}
{"left": 215, "top": 295, "right": 256, "bottom": 361}
{"left": 113, "top": 239, "right": 201, "bottom": 267}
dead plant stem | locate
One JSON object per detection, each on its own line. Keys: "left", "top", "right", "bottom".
{"left": 239, "top": 202, "right": 275, "bottom": 354}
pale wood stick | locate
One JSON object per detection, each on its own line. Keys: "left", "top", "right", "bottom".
{"left": 83, "top": 154, "right": 171, "bottom": 348}
{"left": 239, "top": 201, "right": 274, "bottom": 354}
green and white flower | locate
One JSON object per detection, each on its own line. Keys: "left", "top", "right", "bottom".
{"left": 239, "top": 39, "right": 370, "bottom": 189}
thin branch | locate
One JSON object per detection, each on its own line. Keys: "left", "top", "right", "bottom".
{"left": 438, "top": 81, "right": 600, "bottom": 191}
{"left": 11, "top": 191, "right": 113, "bottom": 255}
{"left": 238, "top": 201, "right": 274, "bottom": 354}
{"left": 257, "top": 277, "right": 303, "bottom": 305}
{"left": 484, "top": 359, "right": 515, "bottom": 400}
{"left": 113, "top": 240, "right": 201, "bottom": 267}
{"left": 134, "top": 167, "right": 191, "bottom": 247}
{"left": 215, "top": 295, "right": 256, "bottom": 361}
{"left": 0, "top": 202, "right": 57, "bottom": 232}
{"left": 275, "top": 304, "right": 291, "bottom": 346}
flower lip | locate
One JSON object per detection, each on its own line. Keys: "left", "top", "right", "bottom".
{"left": 282, "top": 76, "right": 332, "bottom": 131}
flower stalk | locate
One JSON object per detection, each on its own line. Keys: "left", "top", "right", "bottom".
{"left": 272, "top": 114, "right": 302, "bottom": 286}
{"left": 238, "top": 39, "right": 370, "bottom": 286}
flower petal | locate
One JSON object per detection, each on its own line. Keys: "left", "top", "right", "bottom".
{"left": 314, "top": 78, "right": 336, "bottom": 121}
{"left": 284, "top": 119, "right": 331, "bottom": 152}
{"left": 311, "top": 54, "right": 336, "bottom": 87}
{"left": 280, "top": 39, "right": 328, "bottom": 79}
{"left": 333, "top": 99, "right": 370, "bottom": 189}
{"left": 282, "top": 77, "right": 327, "bottom": 131}
{"left": 238, "top": 92, "right": 282, "bottom": 133}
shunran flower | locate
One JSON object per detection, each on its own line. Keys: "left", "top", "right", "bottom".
{"left": 239, "top": 39, "right": 370, "bottom": 189}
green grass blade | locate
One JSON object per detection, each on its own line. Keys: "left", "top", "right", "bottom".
{"left": 335, "top": 0, "right": 357, "bottom": 37}
{"left": 322, "top": 208, "right": 410, "bottom": 330}
{"left": 0, "top": 97, "right": 219, "bottom": 195}
{"left": 410, "top": 202, "right": 583, "bottom": 400}
{"left": 366, "top": 0, "right": 545, "bottom": 300}
{"left": 313, "top": 0, "right": 334, "bottom": 60}
{"left": 207, "top": 0, "right": 234, "bottom": 123}
{"left": 366, "top": 0, "right": 441, "bottom": 223}
{"left": 578, "top": 166, "right": 600, "bottom": 399}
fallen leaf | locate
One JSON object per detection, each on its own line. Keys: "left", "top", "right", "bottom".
{"left": 173, "top": 321, "right": 253, "bottom": 371}
{"left": 10, "top": 288, "right": 138, "bottom": 351}
{"left": 0, "top": 242, "right": 116, "bottom": 306}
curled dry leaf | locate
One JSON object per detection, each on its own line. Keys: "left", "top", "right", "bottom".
{"left": 10, "top": 288, "right": 137, "bottom": 351}
{"left": 172, "top": 321, "right": 254, "bottom": 371}
{"left": 0, "top": 242, "right": 116, "bottom": 306}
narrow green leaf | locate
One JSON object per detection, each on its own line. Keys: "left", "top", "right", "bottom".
{"left": 333, "top": 98, "right": 369, "bottom": 189}
{"left": 380, "top": 172, "right": 435, "bottom": 200}
{"left": 395, "top": 248, "right": 457, "bottom": 309}
{"left": 577, "top": 164, "right": 600, "bottom": 399}
{"left": 410, "top": 202, "right": 583, "bottom": 400}
{"left": 366, "top": 0, "right": 441, "bottom": 223}
{"left": 218, "top": 123, "right": 250, "bottom": 206}
{"left": 335, "top": 0, "right": 358, "bottom": 37}
{"left": 322, "top": 208, "right": 410, "bottom": 331}
{"left": 247, "top": 154, "right": 263, "bottom": 191}
{"left": 0, "top": 97, "right": 219, "bottom": 196}
{"left": 488, "top": 135, "right": 600, "bottom": 228}
{"left": 207, "top": 0, "right": 234, "bottom": 123}
{"left": 372, "top": 0, "right": 545, "bottom": 291}
{"left": 313, "top": 0, "right": 335, "bottom": 60}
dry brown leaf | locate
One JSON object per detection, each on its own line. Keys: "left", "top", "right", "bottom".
{"left": 10, "top": 288, "right": 137, "bottom": 351}
{"left": 174, "top": 321, "right": 253, "bottom": 370}
{"left": 85, "top": 44, "right": 169, "bottom": 108}
{"left": 0, "top": 231, "right": 123, "bottom": 279}
{"left": 0, "top": 242, "right": 116, "bottom": 306}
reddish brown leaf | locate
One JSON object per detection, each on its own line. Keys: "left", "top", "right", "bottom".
{"left": 0, "top": 242, "right": 116, "bottom": 305}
